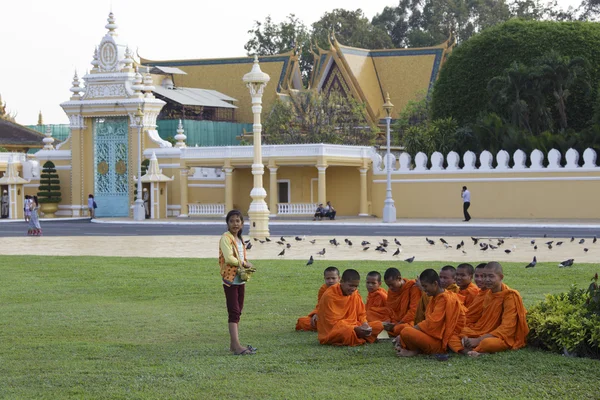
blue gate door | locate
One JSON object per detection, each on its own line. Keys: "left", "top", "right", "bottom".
{"left": 93, "top": 117, "right": 130, "bottom": 217}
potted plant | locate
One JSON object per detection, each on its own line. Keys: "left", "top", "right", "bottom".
{"left": 37, "top": 161, "right": 61, "bottom": 218}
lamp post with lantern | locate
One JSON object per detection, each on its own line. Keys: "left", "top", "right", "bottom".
{"left": 382, "top": 93, "right": 396, "bottom": 223}
{"left": 243, "top": 56, "right": 271, "bottom": 237}
{"left": 131, "top": 105, "right": 145, "bottom": 221}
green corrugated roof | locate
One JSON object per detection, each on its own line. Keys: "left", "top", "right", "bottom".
{"left": 157, "top": 120, "right": 249, "bottom": 147}
{"left": 27, "top": 125, "right": 71, "bottom": 142}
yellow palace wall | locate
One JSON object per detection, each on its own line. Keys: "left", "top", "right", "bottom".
{"left": 370, "top": 171, "right": 600, "bottom": 219}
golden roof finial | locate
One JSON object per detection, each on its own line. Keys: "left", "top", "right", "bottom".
{"left": 38, "top": 110, "right": 43, "bottom": 126}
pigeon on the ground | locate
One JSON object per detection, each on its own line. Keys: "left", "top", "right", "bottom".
{"left": 559, "top": 259, "right": 574, "bottom": 268}
{"left": 556, "top": 241, "right": 563, "bottom": 246}
{"left": 246, "top": 242, "right": 253, "bottom": 250}
{"left": 472, "top": 237, "right": 479, "bottom": 245}
{"left": 594, "top": 236, "right": 597, "bottom": 244}
{"left": 361, "top": 241, "right": 370, "bottom": 246}
{"left": 480, "top": 244, "right": 489, "bottom": 251}
{"left": 278, "top": 249, "right": 285, "bottom": 256}
{"left": 265, "top": 237, "right": 271, "bottom": 242}
{"left": 259, "top": 240, "right": 265, "bottom": 244}
{"left": 505, "top": 249, "right": 511, "bottom": 254}
{"left": 404, "top": 256, "right": 415, "bottom": 263}
{"left": 531, "top": 240, "right": 535, "bottom": 245}
{"left": 277, "top": 241, "right": 284, "bottom": 245}
{"left": 545, "top": 241, "right": 554, "bottom": 246}
{"left": 286, "top": 243, "right": 291, "bottom": 248}
{"left": 584, "top": 248, "right": 589, "bottom": 253}
{"left": 426, "top": 238, "right": 435, "bottom": 245}
{"left": 440, "top": 238, "right": 448, "bottom": 245}
{"left": 330, "top": 238, "right": 339, "bottom": 246}
{"left": 310, "top": 239, "right": 316, "bottom": 245}
{"left": 317, "top": 248, "right": 326, "bottom": 256}
{"left": 295, "top": 236, "right": 303, "bottom": 241}
{"left": 393, "top": 248, "right": 400, "bottom": 256}
{"left": 347, "top": 240, "right": 353, "bottom": 246}
{"left": 579, "top": 239, "right": 585, "bottom": 244}
{"left": 525, "top": 256, "right": 537, "bottom": 268}
{"left": 363, "top": 247, "right": 370, "bottom": 251}
{"left": 280, "top": 236, "right": 286, "bottom": 242}
{"left": 395, "top": 238, "right": 402, "bottom": 246}
{"left": 534, "top": 245, "right": 538, "bottom": 250}
{"left": 306, "top": 256, "right": 314, "bottom": 266}
{"left": 570, "top": 236, "right": 575, "bottom": 242}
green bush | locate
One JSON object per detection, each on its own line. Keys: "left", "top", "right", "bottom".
{"left": 37, "top": 161, "right": 61, "bottom": 204}
{"left": 527, "top": 274, "right": 600, "bottom": 359}
{"left": 431, "top": 19, "right": 600, "bottom": 132}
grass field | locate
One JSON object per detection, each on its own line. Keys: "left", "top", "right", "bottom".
{"left": 0, "top": 255, "right": 598, "bottom": 399}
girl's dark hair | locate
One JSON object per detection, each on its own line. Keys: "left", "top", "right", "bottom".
{"left": 89, "top": 194, "right": 94, "bottom": 198}
{"left": 225, "top": 209, "right": 244, "bottom": 242}
{"left": 32, "top": 196, "right": 39, "bottom": 206}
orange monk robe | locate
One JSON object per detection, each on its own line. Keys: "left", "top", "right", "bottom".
{"left": 414, "top": 292, "right": 430, "bottom": 325}
{"left": 296, "top": 284, "right": 328, "bottom": 331}
{"left": 401, "top": 290, "right": 466, "bottom": 354}
{"left": 387, "top": 279, "right": 422, "bottom": 336}
{"left": 465, "top": 289, "right": 489, "bottom": 326}
{"left": 317, "top": 284, "right": 384, "bottom": 346}
{"left": 446, "top": 283, "right": 465, "bottom": 303}
{"left": 366, "top": 288, "right": 389, "bottom": 322}
{"left": 448, "top": 284, "right": 529, "bottom": 354}
{"left": 459, "top": 282, "right": 480, "bottom": 309}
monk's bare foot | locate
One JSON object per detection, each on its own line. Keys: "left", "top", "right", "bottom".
{"left": 467, "top": 350, "right": 483, "bottom": 358}
{"left": 397, "top": 348, "right": 419, "bottom": 357}
{"left": 458, "top": 349, "right": 470, "bottom": 356}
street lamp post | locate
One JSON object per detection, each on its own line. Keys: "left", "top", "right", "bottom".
{"left": 382, "top": 93, "right": 396, "bottom": 223}
{"left": 131, "top": 105, "right": 145, "bottom": 221}
{"left": 243, "top": 55, "right": 270, "bottom": 238}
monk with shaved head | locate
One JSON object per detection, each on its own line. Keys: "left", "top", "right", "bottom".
{"left": 398, "top": 269, "right": 466, "bottom": 357}
{"left": 382, "top": 268, "right": 422, "bottom": 338}
{"left": 465, "top": 263, "right": 489, "bottom": 325}
{"left": 456, "top": 263, "right": 480, "bottom": 308}
{"left": 448, "top": 262, "right": 529, "bottom": 357}
{"left": 317, "top": 269, "right": 383, "bottom": 346}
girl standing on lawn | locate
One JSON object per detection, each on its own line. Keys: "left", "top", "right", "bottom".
{"left": 219, "top": 209, "right": 256, "bottom": 355}
{"left": 27, "top": 196, "right": 42, "bottom": 236}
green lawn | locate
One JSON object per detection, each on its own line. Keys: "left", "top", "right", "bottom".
{"left": 0, "top": 256, "right": 597, "bottom": 399}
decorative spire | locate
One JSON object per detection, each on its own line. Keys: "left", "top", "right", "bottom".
{"left": 142, "top": 71, "right": 155, "bottom": 98}
{"left": 105, "top": 12, "right": 118, "bottom": 37}
{"left": 174, "top": 119, "right": 187, "bottom": 148}
{"left": 37, "top": 111, "right": 43, "bottom": 126}
{"left": 43, "top": 125, "right": 55, "bottom": 150}
{"left": 147, "top": 152, "right": 161, "bottom": 176}
{"left": 70, "top": 70, "right": 83, "bottom": 100}
{"left": 0, "top": 155, "right": 29, "bottom": 184}
{"left": 132, "top": 67, "right": 144, "bottom": 97}
{"left": 91, "top": 47, "right": 99, "bottom": 72}
{"left": 122, "top": 46, "right": 134, "bottom": 72}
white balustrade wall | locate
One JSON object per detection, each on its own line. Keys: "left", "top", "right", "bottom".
{"left": 277, "top": 203, "right": 318, "bottom": 215}
{"left": 371, "top": 148, "right": 599, "bottom": 174}
{"left": 188, "top": 203, "right": 225, "bottom": 216}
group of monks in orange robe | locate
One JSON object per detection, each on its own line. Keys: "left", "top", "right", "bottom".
{"left": 296, "top": 261, "right": 529, "bottom": 358}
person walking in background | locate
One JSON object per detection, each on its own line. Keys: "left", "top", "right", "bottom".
{"left": 24, "top": 195, "right": 32, "bottom": 222}
{"left": 88, "top": 194, "right": 96, "bottom": 219}
{"left": 27, "top": 196, "right": 41, "bottom": 236}
{"left": 462, "top": 186, "right": 471, "bottom": 222}
{"left": 1, "top": 189, "right": 8, "bottom": 218}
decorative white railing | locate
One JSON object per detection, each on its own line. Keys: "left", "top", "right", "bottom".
{"left": 277, "top": 203, "right": 318, "bottom": 215}
{"left": 0, "top": 153, "right": 27, "bottom": 163}
{"left": 372, "top": 148, "right": 600, "bottom": 174}
{"left": 181, "top": 144, "right": 375, "bottom": 160}
{"left": 188, "top": 203, "right": 225, "bottom": 215}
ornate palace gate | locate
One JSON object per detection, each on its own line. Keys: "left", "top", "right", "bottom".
{"left": 93, "top": 117, "right": 130, "bottom": 217}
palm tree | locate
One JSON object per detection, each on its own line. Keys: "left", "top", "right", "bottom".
{"left": 535, "top": 50, "right": 590, "bottom": 130}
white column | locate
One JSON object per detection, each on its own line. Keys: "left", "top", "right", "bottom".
{"left": 268, "top": 166, "right": 278, "bottom": 217}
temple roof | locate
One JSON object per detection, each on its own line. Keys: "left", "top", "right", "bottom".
{"left": 153, "top": 86, "right": 238, "bottom": 109}
{"left": 140, "top": 52, "right": 302, "bottom": 124}
{"left": 310, "top": 37, "right": 454, "bottom": 123}
{"left": 0, "top": 118, "right": 45, "bottom": 148}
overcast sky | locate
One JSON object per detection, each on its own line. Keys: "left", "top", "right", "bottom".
{"left": 1, "top": 0, "right": 582, "bottom": 125}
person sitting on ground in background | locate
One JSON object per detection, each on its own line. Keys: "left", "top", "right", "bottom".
{"left": 313, "top": 204, "right": 325, "bottom": 221}
{"left": 324, "top": 201, "right": 336, "bottom": 220}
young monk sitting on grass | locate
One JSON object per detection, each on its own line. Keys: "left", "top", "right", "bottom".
{"left": 415, "top": 265, "right": 461, "bottom": 324}
{"left": 366, "top": 271, "right": 388, "bottom": 322}
{"left": 449, "top": 261, "right": 530, "bottom": 357}
{"left": 398, "top": 269, "right": 466, "bottom": 357}
{"left": 382, "top": 268, "right": 422, "bottom": 338}
{"left": 296, "top": 266, "right": 340, "bottom": 331}
{"left": 317, "top": 269, "right": 384, "bottom": 346}
{"left": 456, "top": 263, "right": 480, "bottom": 308}
{"left": 465, "top": 263, "right": 489, "bottom": 325}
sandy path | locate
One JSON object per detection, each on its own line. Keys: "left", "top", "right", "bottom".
{"left": 0, "top": 234, "right": 596, "bottom": 265}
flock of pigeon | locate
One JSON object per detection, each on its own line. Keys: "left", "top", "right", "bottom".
{"left": 243, "top": 234, "right": 596, "bottom": 268}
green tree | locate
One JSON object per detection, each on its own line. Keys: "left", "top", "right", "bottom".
{"left": 37, "top": 161, "right": 61, "bottom": 204}
{"left": 263, "top": 91, "right": 378, "bottom": 145}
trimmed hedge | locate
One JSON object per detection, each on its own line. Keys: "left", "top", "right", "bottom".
{"left": 37, "top": 161, "right": 61, "bottom": 204}
{"left": 431, "top": 19, "right": 600, "bottom": 131}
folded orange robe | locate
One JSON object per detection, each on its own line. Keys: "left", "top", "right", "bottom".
{"left": 459, "top": 282, "right": 480, "bottom": 308}
{"left": 366, "top": 288, "right": 389, "bottom": 322}
{"left": 317, "top": 284, "right": 384, "bottom": 346}
{"left": 296, "top": 284, "right": 328, "bottom": 331}
{"left": 449, "top": 284, "right": 529, "bottom": 353}
{"left": 401, "top": 290, "right": 466, "bottom": 354}
{"left": 446, "top": 283, "right": 465, "bottom": 303}
{"left": 465, "top": 289, "right": 488, "bottom": 326}
{"left": 387, "top": 279, "right": 422, "bottom": 336}
{"left": 414, "top": 292, "right": 430, "bottom": 325}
